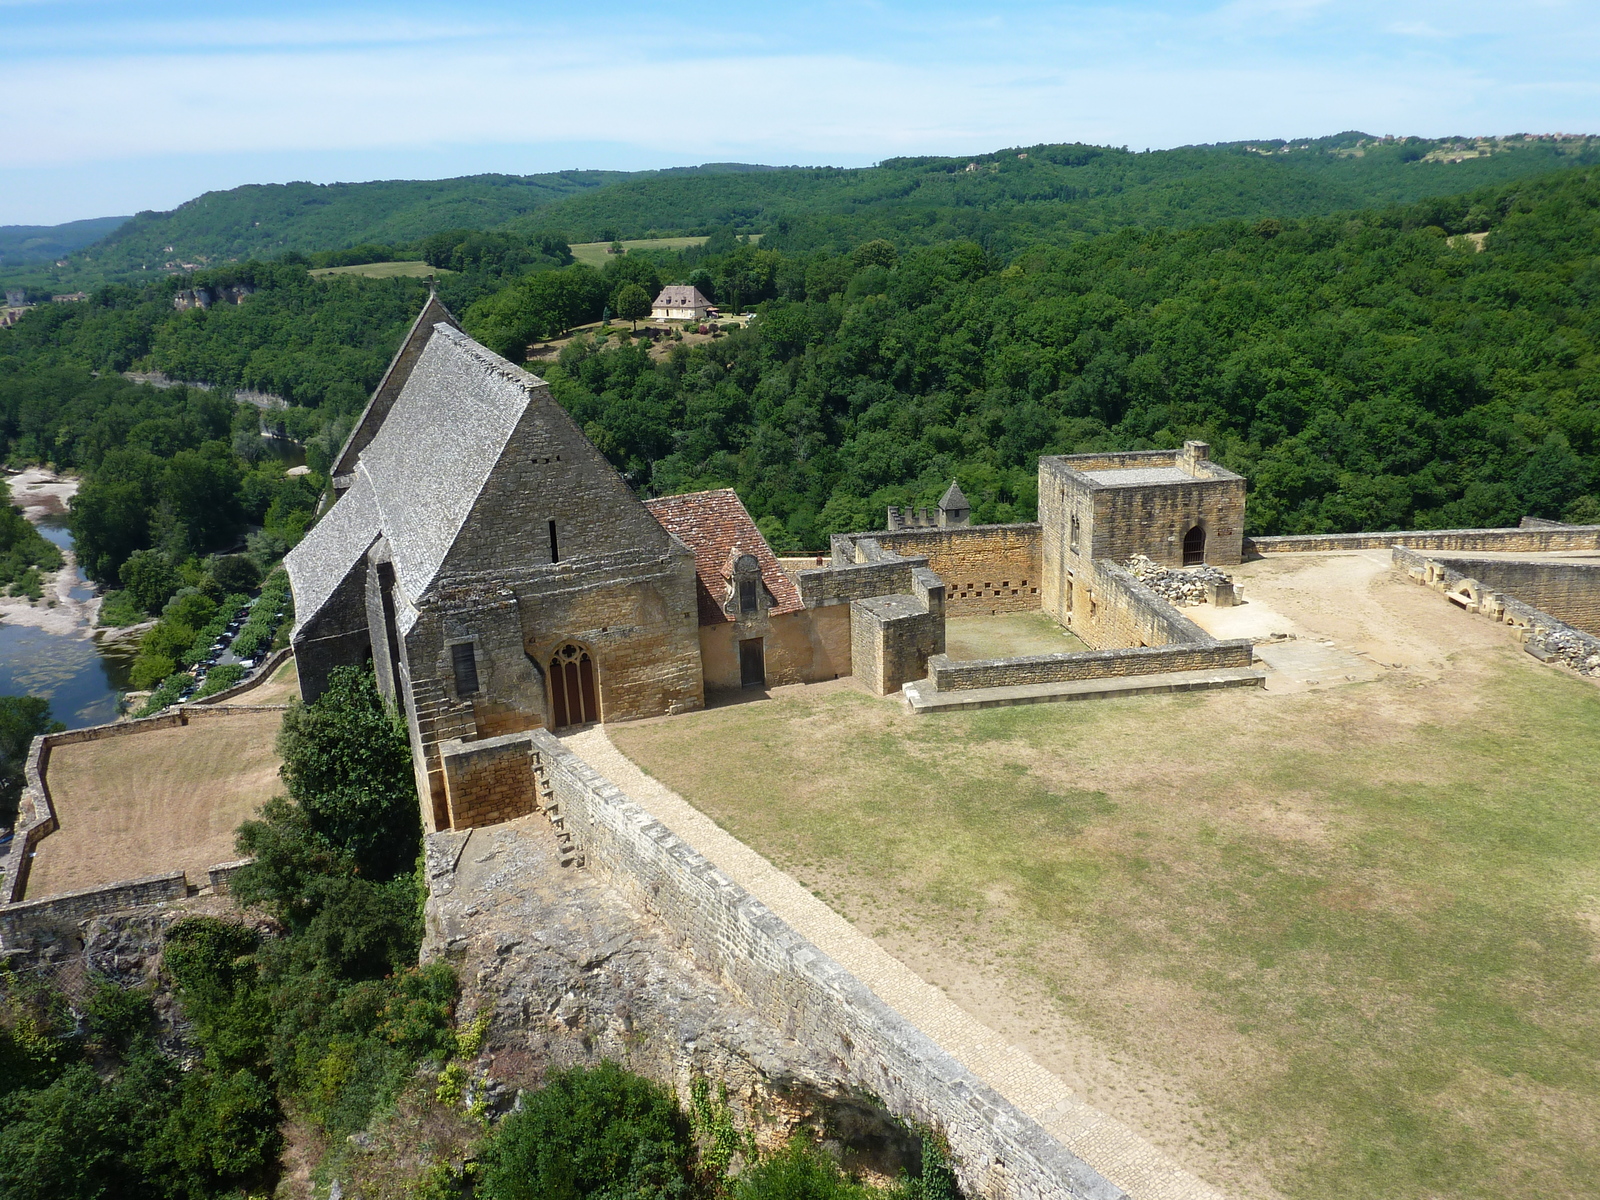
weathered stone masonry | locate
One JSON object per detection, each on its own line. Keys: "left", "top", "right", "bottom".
{"left": 528, "top": 729, "right": 1126, "bottom": 1200}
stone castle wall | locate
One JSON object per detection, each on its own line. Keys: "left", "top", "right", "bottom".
{"left": 1421, "top": 556, "right": 1600, "bottom": 636}
{"left": 860, "top": 525, "right": 1043, "bottom": 617}
{"left": 440, "top": 733, "right": 539, "bottom": 829}
{"left": 1247, "top": 525, "right": 1600, "bottom": 556}
{"left": 529, "top": 731, "right": 1126, "bottom": 1200}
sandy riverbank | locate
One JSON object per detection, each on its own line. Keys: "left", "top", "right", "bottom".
{"left": 1, "top": 466, "right": 103, "bottom": 636}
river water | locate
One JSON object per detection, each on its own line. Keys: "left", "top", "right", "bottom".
{"left": 0, "top": 516, "right": 134, "bottom": 728}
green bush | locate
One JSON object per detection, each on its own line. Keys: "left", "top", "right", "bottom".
{"left": 478, "top": 1061, "right": 695, "bottom": 1200}
{"left": 133, "top": 671, "right": 191, "bottom": 717}
{"left": 96, "top": 588, "right": 147, "bottom": 628}
{"left": 732, "top": 1139, "right": 881, "bottom": 1200}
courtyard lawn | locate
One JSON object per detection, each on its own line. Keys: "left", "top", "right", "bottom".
{"left": 943, "top": 610, "right": 1089, "bottom": 660}
{"left": 611, "top": 646, "right": 1600, "bottom": 1200}
{"left": 27, "top": 709, "right": 284, "bottom": 898}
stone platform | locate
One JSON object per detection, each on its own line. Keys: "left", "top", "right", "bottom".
{"left": 900, "top": 666, "right": 1266, "bottom": 712}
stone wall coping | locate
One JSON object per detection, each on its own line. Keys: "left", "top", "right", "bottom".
{"left": 1394, "top": 547, "right": 1600, "bottom": 660}
{"left": 530, "top": 729, "right": 1127, "bottom": 1200}
{"left": 1250, "top": 525, "right": 1600, "bottom": 555}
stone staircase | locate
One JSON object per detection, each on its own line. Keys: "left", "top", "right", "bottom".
{"left": 531, "top": 752, "right": 584, "bottom": 868}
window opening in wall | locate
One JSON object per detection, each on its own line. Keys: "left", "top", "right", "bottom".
{"left": 739, "top": 578, "right": 757, "bottom": 613}
{"left": 1183, "top": 524, "right": 1206, "bottom": 566}
{"left": 1070, "top": 515, "right": 1080, "bottom": 553}
{"left": 740, "top": 637, "right": 766, "bottom": 688}
{"left": 548, "top": 642, "right": 597, "bottom": 727}
{"left": 451, "top": 642, "right": 480, "bottom": 697}
{"left": 547, "top": 520, "right": 560, "bottom": 563}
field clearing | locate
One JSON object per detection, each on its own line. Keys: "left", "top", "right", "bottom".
{"left": 612, "top": 557, "right": 1600, "bottom": 1200}
{"left": 308, "top": 261, "right": 450, "bottom": 279}
{"left": 27, "top": 710, "right": 284, "bottom": 898}
{"left": 944, "top": 611, "right": 1089, "bottom": 659}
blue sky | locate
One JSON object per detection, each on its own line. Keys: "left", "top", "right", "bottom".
{"left": 3, "top": 0, "right": 1598, "bottom": 225}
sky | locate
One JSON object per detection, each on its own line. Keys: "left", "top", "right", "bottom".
{"left": 3, "top": 0, "right": 1598, "bottom": 226}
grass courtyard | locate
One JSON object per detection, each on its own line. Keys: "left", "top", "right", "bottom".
{"left": 28, "top": 710, "right": 284, "bottom": 898}
{"left": 612, "top": 642, "right": 1600, "bottom": 1200}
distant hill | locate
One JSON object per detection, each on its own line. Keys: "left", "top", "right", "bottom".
{"left": 506, "top": 133, "right": 1600, "bottom": 253}
{"left": 0, "top": 216, "right": 131, "bottom": 268}
{"left": 16, "top": 133, "right": 1599, "bottom": 288}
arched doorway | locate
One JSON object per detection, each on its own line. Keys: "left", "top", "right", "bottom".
{"left": 1182, "top": 524, "right": 1206, "bottom": 566}
{"left": 548, "top": 643, "right": 598, "bottom": 728}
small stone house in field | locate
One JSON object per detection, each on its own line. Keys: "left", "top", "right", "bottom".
{"left": 645, "top": 489, "right": 849, "bottom": 690}
{"left": 651, "top": 285, "right": 714, "bottom": 321}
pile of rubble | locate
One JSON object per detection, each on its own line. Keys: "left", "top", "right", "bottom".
{"left": 1527, "top": 625, "right": 1600, "bottom": 676}
{"left": 1125, "top": 555, "right": 1233, "bottom": 606}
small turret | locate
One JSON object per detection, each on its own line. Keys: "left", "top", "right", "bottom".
{"left": 937, "top": 480, "right": 970, "bottom": 529}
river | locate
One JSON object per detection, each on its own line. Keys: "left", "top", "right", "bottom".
{"left": 1, "top": 471, "right": 137, "bottom": 728}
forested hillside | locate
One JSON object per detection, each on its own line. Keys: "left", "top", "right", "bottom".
{"left": 0, "top": 216, "right": 130, "bottom": 269}
{"left": 14, "top": 134, "right": 1598, "bottom": 295}
{"left": 508, "top": 133, "right": 1600, "bottom": 254}
{"left": 509, "top": 165, "right": 1600, "bottom": 546}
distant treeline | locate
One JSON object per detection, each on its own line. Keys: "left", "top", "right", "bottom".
{"left": 13, "top": 133, "right": 1600, "bottom": 294}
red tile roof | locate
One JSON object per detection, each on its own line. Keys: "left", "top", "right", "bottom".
{"left": 644, "top": 489, "right": 806, "bottom": 625}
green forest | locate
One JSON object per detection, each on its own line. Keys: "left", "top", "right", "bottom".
{"left": 9, "top": 133, "right": 1599, "bottom": 296}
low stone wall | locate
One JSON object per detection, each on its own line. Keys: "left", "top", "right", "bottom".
{"left": 0, "top": 872, "right": 188, "bottom": 946}
{"left": 1247, "top": 524, "right": 1600, "bottom": 556}
{"left": 1421, "top": 555, "right": 1600, "bottom": 636}
{"left": 1395, "top": 547, "right": 1600, "bottom": 676}
{"left": 928, "top": 639, "right": 1255, "bottom": 692}
{"left": 796, "top": 556, "right": 925, "bottom": 608}
{"left": 530, "top": 730, "right": 1124, "bottom": 1200}
{"left": 440, "top": 732, "right": 539, "bottom": 829}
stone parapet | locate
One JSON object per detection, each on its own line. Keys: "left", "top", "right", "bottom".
{"left": 0, "top": 872, "right": 188, "bottom": 948}
{"left": 1248, "top": 525, "right": 1600, "bottom": 556}
{"left": 529, "top": 730, "right": 1127, "bottom": 1200}
{"left": 927, "top": 640, "right": 1255, "bottom": 692}
{"left": 440, "top": 732, "right": 539, "bottom": 829}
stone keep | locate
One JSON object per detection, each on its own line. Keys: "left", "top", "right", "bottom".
{"left": 286, "top": 312, "right": 703, "bottom": 831}
{"left": 1038, "top": 442, "right": 1246, "bottom": 644}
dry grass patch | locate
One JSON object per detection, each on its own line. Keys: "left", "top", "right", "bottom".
{"left": 612, "top": 643, "right": 1600, "bottom": 1200}
{"left": 28, "top": 710, "right": 284, "bottom": 897}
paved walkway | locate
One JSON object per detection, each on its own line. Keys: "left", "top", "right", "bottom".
{"left": 564, "top": 728, "right": 1228, "bottom": 1200}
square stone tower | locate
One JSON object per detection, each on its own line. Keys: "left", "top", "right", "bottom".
{"left": 1037, "top": 441, "right": 1246, "bottom": 626}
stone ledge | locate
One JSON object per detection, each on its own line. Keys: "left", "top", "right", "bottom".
{"left": 903, "top": 667, "right": 1266, "bottom": 712}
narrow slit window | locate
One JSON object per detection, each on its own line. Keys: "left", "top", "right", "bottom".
{"left": 547, "top": 519, "right": 560, "bottom": 563}
{"left": 451, "top": 642, "right": 480, "bottom": 696}
{"left": 739, "top": 578, "right": 758, "bottom": 613}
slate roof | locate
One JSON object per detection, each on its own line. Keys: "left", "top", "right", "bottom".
{"left": 287, "top": 322, "right": 539, "bottom": 636}
{"left": 939, "top": 480, "right": 969, "bottom": 511}
{"left": 644, "top": 489, "right": 805, "bottom": 625}
{"left": 652, "top": 285, "right": 712, "bottom": 309}
{"left": 332, "top": 292, "right": 459, "bottom": 482}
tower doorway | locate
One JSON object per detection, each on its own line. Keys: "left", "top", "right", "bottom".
{"left": 1182, "top": 524, "right": 1206, "bottom": 566}
{"left": 549, "top": 643, "right": 598, "bottom": 728}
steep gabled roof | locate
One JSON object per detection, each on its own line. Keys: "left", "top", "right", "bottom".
{"left": 284, "top": 469, "right": 380, "bottom": 633}
{"left": 288, "top": 322, "right": 538, "bottom": 635}
{"left": 939, "top": 480, "right": 969, "bottom": 511}
{"left": 644, "top": 489, "right": 804, "bottom": 624}
{"left": 652, "top": 285, "right": 712, "bottom": 309}
{"left": 331, "top": 291, "right": 459, "bottom": 483}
